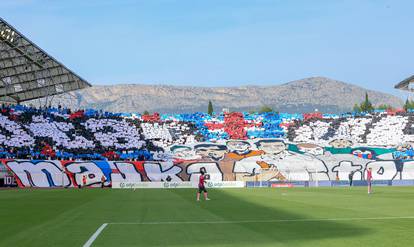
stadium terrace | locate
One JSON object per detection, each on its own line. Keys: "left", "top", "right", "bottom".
{"left": 0, "top": 104, "right": 412, "bottom": 161}
{"left": 1, "top": 103, "right": 414, "bottom": 188}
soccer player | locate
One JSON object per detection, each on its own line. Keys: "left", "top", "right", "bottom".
{"left": 367, "top": 168, "right": 373, "bottom": 194}
{"left": 101, "top": 175, "right": 106, "bottom": 188}
{"left": 197, "top": 170, "right": 210, "bottom": 201}
{"left": 82, "top": 175, "right": 87, "bottom": 189}
{"left": 349, "top": 171, "right": 354, "bottom": 187}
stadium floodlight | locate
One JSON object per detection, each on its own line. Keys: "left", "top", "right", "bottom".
{"left": 0, "top": 28, "right": 16, "bottom": 43}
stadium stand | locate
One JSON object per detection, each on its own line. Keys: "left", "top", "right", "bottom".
{"left": 287, "top": 113, "right": 414, "bottom": 148}
{"left": 1, "top": 17, "right": 414, "bottom": 189}
{"left": 0, "top": 103, "right": 414, "bottom": 161}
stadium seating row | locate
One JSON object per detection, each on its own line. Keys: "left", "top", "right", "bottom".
{"left": 0, "top": 104, "right": 414, "bottom": 161}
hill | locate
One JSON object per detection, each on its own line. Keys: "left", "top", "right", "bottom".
{"left": 45, "top": 77, "right": 403, "bottom": 113}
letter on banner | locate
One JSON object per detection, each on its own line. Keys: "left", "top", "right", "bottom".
{"left": 366, "top": 161, "right": 397, "bottom": 180}
{"left": 402, "top": 161, "right": 414, "bottom": 180}
{"left": 331, "top": 161, "right": 363, "bottom": 180}
{"left": 65, "top": 161, "right": 105, "bottom": 186}
{"left": 111, "top": 162, "right": 143, "bottom": 183}
{"left": 6, "top": 160, "right": 69, "bottom": 187}
{"left": 186, "top": 162, "right": 223, "bottom": 182}
{"left": 144, "top": 161, "right": 183, "bottom": 182}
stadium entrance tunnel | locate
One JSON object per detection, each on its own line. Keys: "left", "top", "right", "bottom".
{"left": 92, "top": 188, "right": 371, "bottom": 246}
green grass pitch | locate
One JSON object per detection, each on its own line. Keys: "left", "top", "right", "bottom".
{"left": 1, "top": 187, "right": 414, "bottom": 246}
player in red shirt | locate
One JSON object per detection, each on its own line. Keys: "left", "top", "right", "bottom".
{"left": 197, "top": 170, "right": 210, "bottom": 201}
{"left": 101, "top": 175, "right": 106, "bottom": 189}
{"left": 82, "top": 175, "right": 87, "bottom": 188}
{"left": 367, "top": 167, "right": 373, "bottom": 194}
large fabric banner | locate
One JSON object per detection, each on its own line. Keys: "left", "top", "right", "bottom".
{"left": 1, "top": 143, "right": 413, "bottom": 188}
{"left": 2, "top": 140, "right": 413, "bottom": 188}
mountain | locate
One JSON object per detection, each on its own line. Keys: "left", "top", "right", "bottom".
{"left": 41, "top": 77, "right": 403, "bottom": 114}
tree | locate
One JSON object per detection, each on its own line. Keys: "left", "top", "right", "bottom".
{"left": 404, "top": 99, "right": 409, "bottom": 111}
{"left": 207, "top": 100, "right": 213, "bottom": 115}
{"left": 360, "top": 92, "right": 374, "bottom": 112}
{"left": 404, "top": 98, "right": 414, "bottom": 111}
{"left": 376, "top": 104, "right": 392, "bottom": 111}
{"left": 248, "top": 109, "right": 257, "bottom": 114}
{"left": 353, "top": 103, "right": 361, "bottom": 112}
{"left": 143, "top": 110, "right": 150, "bottom": 115}
{"left": 259, "top": 105, "right": 273, "bottom": 113}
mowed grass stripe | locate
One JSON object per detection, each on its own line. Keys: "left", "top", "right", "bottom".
{"left": 1, "top": 187, "right": 414, "bottom": 247}
{"left": 108, "top": 215, "right": 414, "bottom": 225}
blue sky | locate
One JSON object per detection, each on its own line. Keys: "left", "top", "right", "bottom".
{"left": 1, "top": 0, "right": 413, "bottom": 97}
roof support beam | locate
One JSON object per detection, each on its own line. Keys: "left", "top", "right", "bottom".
{"left": 0, "top": 17, "right": 91, "bottom": 103}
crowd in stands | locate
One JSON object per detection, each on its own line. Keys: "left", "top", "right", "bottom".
{"left": 287, "top": 113, "right": 414, "bottom": 149}
{"left": 1, "top": 103, "right": 414, "bottom": 161}
{"left": 0, "top": 104, "right": 153, "bottom": 160}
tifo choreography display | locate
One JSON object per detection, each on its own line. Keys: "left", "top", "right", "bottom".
{"left": 0, "top": 104, "right": 414, "bottom": 188}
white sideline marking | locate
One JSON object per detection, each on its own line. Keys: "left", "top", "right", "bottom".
{"left": 109, "top": 216, "right": 414, "bottom": 225}
{"left": 83, "top": 223, "right": 108, "bottom": 247}
{"left": 83, "top": 216, "right": 414, "bottom": 246}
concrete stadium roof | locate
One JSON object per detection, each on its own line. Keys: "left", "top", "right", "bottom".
{"left": 0, "top": 17, "right": 91, "bottom": 103}
{"left": 395, "top": 75, "right": 414, "bottom": 92}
